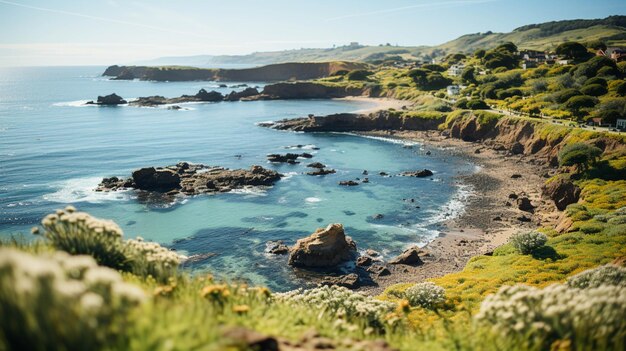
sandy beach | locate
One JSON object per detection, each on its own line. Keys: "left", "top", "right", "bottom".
{"left": 337, "top": 96, "right": 412, "bottom": 113}
{"left": 356, "top": 129, "right": 560, "bottom": 295}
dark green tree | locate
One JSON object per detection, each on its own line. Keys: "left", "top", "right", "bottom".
{"left": 461, "top": 66, "right": 476, "bottom": 83}
{"left": 556, "top": 42, "right": 590, "bottom": 60}
{"left": 558, "top": 143, "right": 602, "bottom": 172}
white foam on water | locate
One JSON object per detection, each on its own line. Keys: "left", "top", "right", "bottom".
{"left": 305, "top": 197, "right": 322, "bottom": 203}
{"left": 284, "top": 144, "right": 319, "bottom": 150}
{"left": 281, "top": 172, "right": 298, "bottom": 181}
{"left": 43, "top": 177, "right": 132, "bottom": 204}
{"left": 228, "top": 186, "right": 268, "bottom": 196}
{"left": 53, "top": 100, "right": 98, "bottom": 107}
{"left": 340, "top": 132, "right": 421, "bottom": 147}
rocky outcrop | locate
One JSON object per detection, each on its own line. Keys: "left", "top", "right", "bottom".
{"left": 86, "top": 93, "right": 127, "bottom": 105}
{"left": 249, "top": 82, "right": 367, "bottom": 100}
{"left": 266, "top": 241, "right": 289, "bottom": 255}
{"left": 400, "top": 169, "right": 433, "bottom": 177}
{"left": 321, "top": 273, "right": 360, "bottom": 288}
{"left": 96, "top": 162, "right": 282, "bottom": 196}
{"left": 288, "top": 224, "right": 356, "bottom": 268}
{"left": 102, "top": 62, "right": 369, "bottom": 82}
{"left": 339, "top": 180, "right": 359, "bottom": 186}
{"left": 516, "top": 197, "right": 535, "bottom": 212}
{"left": 224, "top": 87, "right": 259, "bottom": 101}
{"left": 195, "top": 88, "right": 223, "bottom": 102}
{"left": 260, "top": 110, "right": 445, "bottom": 132}
{"left": 542, "top": 177, "right": 581, "bottom": 211}
{"left": 306, "top": 168, "right": 336, "bottom": 176}
{"left": 267, "top": 153, "right": 312, "bottom": 164}
{"left": 389, "top": 247, "right": 424, "bottom": 266}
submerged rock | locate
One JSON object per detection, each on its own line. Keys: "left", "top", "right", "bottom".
{"left": 266, "top": 241, "right": 289, "bottom": 255}
{"left": 288, "top": 223, "right": 356, "bottom": 268}
{"left": 338, "top": 180, "right": 359, "bottom": 186}
{"left": 306, "top": 162, "right": 326, "bottom": 169}
{"left": 267, "top": 153, "right": 311, "bottom": 163}
{"left": 306, "top": 168, "right": 336, "bottom": 176}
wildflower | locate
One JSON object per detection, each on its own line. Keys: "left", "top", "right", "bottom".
{"left": 31, "top": 226, "right": 40, "bottom": 235}
{"left": 405, "top": 282, "right": 445, "bottom": 309}
{"left": 398, "top": 299, "right": 411, "bottom": 314}
{"left": 232, "top": 305, "right": 250, "bottom": 314}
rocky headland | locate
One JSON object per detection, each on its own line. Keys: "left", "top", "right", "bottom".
{"left": 102, "top": 61, "right": 369, "bottom": 82}
{"left": 96, "top": 162, "right": 282, "bottom": 196}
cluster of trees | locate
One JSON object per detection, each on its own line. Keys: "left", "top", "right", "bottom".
{"left": 477, "top": 42, "right": 519, "bottom": 70}
{"left": 407, "top": 67, "right": 452, "bottom": 90}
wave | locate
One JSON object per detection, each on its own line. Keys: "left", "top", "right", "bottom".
{"left": 52, "top": 100, "right": 99, "bottom": 107}
{"left": 338, "top": 132, "right": 421, "bottom": 147}
{"left": 304, "top": 197, "right": 322, "bottom": 203}
{"left": 43, "top": 177, "right": 133, "bottom": 204}
{"left": 228, "top": 186, "right": 268, "bottom": 196}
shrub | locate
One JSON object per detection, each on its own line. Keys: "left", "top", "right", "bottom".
{"left": 38, "top": 207, "right": 183, "bottom": 282}
{"left": 584, "top": 77, "right": 607, "bottom": 87}
{"left": 405, "top": 282, "right": 445, "bottom": 309}
{"left": 0, "top": 248, "right": 145, "bottom": 351}
{"left": 275, "top": 285, "right": 395, "bottom": 328}
{"left": 509, "top": 231, "right": 548, "bottom": 254}
{"left": 580, "top": 84, "right": 608, "bottom": 96}
{"left": 555, "top": 41, "right": 589, "bottom": 60}
{"left": 579, "top": 222, "right": 604, "bottom": 234}
{"left": 454, "top": 98, "right": 468, "bottom": 109}
{"left": 558, "top": 143, "right": 602, "bottom": 171}
{"left": 564, "top": 95, "right": 598, "bottom": 110}
{"left": 466, "top": 99, "right": 489, "bottom": 110}
{"left": 567, "top": 265, "right": 626, "bottom": 289}
{"left": 40, "top": 206, "right": 130, "bottom": 270}
{"left": 346, "top": 69, "right": 372, "bottom": 81}
{"left": 475, "top": 283, "right": 626, "bottom": 349}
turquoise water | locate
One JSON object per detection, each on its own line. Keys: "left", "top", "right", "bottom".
{"left": 0, "top": 66, "right": 475, "bottom": 290}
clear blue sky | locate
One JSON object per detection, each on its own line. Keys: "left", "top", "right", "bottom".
{"left": 0, "top": 0, "right": 624, "bottom": 66}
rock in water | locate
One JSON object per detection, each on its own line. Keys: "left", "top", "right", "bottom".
{"left": 195, "top": 88, "right": 223, "bottom": 102}
{"left": 389, "top": 247, "right": 424, "bottom": 266}
{"left": 95, "top": 93, "right": 127, "bottom": 105}
{"left": 288, "top": 224, "right": 356, "bottom": 268}
{"left": 400, "top": 169, "right": 433, "bottom": 177}
{"left": 542, "top": 177, "right": 581, "bottom": 211}
{"left": 132, "top": 167, "right": 181, "bottom": 191}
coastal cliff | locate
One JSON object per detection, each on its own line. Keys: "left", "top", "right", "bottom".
{"left": 263, "top": 110, "right": 626, "bottom": 167}
{"left": 102, "top": 61, "right": 369, "bottom": 81}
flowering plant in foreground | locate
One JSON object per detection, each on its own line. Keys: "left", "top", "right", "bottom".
{"left": 275, "top": 285, "right": 395, "bottom": 328}
{"left": 405, "top": 282, "right": 445, "bottom": 309}
{"left": 509, "top": 231, "right": 548, "bottom": 255}
{"left": 567, "top": 264, "right": 626, "bottom": 289}
{"left": 38, "top": 207, "right": 184, "bottom": 281}
{"left": 0, "top": 248, "right": 145, "bottom": 351}
{"left": 475, "top": 268, "right": 626, "bottom": 349}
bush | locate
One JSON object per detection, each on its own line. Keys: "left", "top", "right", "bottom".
{"left": 38, "top": 207, "right": 183, "bottom": 282}
{"left": 0, "top": 248, "right": 145, "bottom": 351}
{"left": 564, "top": 95, "right": 598, "bottom": 110}
{"left": 556, "top": 41, "right": 590, "bottom": 60}
{"left": 574, "top": 56, "right": 618, "bottom": 79}
{"left": 551, "top": 88, "right": 582, "bottom": 103}
{"left": 496, "top": 88, "right": 523, "bottom": 99}
{"left": 454, "top": 98, "right": 468, "bottom": 109}
{"left": 276, "top": 285, "right": 395, "bottom": 328}
{"left": 405, "top": 282, "right": 445, "bottom": 309}
{"left": 580, "top": 84, "right": 608, "bottom": 96}
{"left": 40, "top": 206, "right": 129, "bottom": 270}
{"left": 346, "top": 69, "right": 372, "bottom": 81}
{"left": 509, "top": 231, "right": 548, "bottom": 254}
{"left": 584, "top": 77, "right": 607, "bottom": 87}
{"left": 579, "top": 222, "right": 604, "bottom": 234}
{"left": 466, "top": 99, "right": 489, "bottom": 110}
{"left": 475, "top": 282, "right": 626, "bottom": 349}
{"left": 567, "top": 265, "right": 626, "bottom": 289}
{"left": 558, "top": 143, "right": 602, "bottom": 171}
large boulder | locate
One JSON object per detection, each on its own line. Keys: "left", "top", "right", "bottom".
{"left": 96, "top": 93, "right": 127, "bottom": 105}
{"left": 389, "top": 247, "right": 424, "bottom": 266}
{"left": 320, "top": 273, "right": 359, "bottom": 289}
{"left": 131, "top": 167, "right": 181, "bottom": 191}
{"left": 542, "top": 177, "right": 581, "bottom": 211}
{"left": 288, "top": 224, "right": 356, "bottom": 268}
{"left": 224, "top": 87, "right": 260, "bottom": 101}
{"left": 516, "top": 197, "right": 535, "bottom": 212}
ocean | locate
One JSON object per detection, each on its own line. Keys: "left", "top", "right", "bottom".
{"left": 0, "top": 66, "right": 476, "bottom": 290}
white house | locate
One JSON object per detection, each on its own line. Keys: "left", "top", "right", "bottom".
{"left": 447, "top": 64, "right": 465, "bottom": 76}
{"left": 447, "top": 85, "right": 461, "bottom": 96}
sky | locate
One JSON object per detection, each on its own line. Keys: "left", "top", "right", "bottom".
{"left": 0, "top": 0, "right": 624, "bottom": 66}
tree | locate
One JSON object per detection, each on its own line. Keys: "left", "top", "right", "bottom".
{"left": 564, "top": 95, "right": 598, "bottom": 110}
{"left": 461, "top": 66, "right": 476, "bottom": 83}
{"left": 586, "top": 40, "right": 607, "bottom": 51}
{"left": 495, "top": 42, "right": 517, "bottom": 54}
{"left": 466, "top": 99, "right": 489, "bottom": 110}
{"left": 483, "top": 50, "right": 518, "bottom": 69}
{"left": 474, "top": 49, "right": 486, "bottom": 59}
{"left": 556, "top": 41, "right": 590, "bottom": 60}
{"left": 573, "top": 56, "right": 617, "bottom": 78}
{"left": 421, "top": 64, "right": 446, "bottom": 72}
{"left": 558, "top": 143, "right": 602, "bottom": 172}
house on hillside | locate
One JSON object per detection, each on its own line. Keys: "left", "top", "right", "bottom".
{"left": 447, "top": 64, "right": 465, "bottom": 76}
{"left": 522, "top": 60, "right": 538, "bottom": 70}
{"left": 447, "top": 85, "right": 461, "bottom": 96}
{"left": 597, "top": 47, "right": 626, "bottom": 62}
{"left": 617, "top": 119, "right": 626, "bottom": 130}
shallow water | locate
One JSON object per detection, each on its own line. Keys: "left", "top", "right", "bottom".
{"left": 0, "top": 66, "right": 475, "bottom": 290}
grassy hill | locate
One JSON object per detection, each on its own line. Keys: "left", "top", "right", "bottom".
{"left": 134, "top": 16, "right": 626, "bottom": 67}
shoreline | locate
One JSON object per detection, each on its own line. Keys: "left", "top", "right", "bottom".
{"left": 336, "top": 96, "right": 412, "bottom": 114}
{"left": 354, "top": 129, "right": 560, "bottom": 295}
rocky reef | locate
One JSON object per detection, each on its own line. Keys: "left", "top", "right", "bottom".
{"left": 96, "top": 162, "right": 282, "bottom": 196}
{"left": 85, "top": 93, "right": 127, "bottom": 105}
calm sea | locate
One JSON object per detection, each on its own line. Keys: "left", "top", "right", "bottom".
{"left": 0, "top": 66, "right": 475, "bottom": 290}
